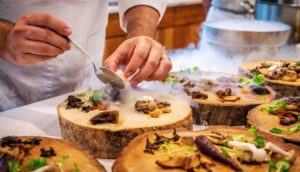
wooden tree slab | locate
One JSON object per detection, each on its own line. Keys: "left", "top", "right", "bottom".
{"left": 113, "top": 126, "right": 300, "bottom": 172}
{"left": 0, "top": 136, "right": 105, "bottom": 172}
{"left": 57, "top": 89, "right": 193, "bottom": 159}
{"left": 239, "top": 60, "right": 300, "bottom": 98}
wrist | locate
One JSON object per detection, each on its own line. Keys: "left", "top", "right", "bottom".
{"left": 0, "top": 19, "right": 14, "bottom": 60}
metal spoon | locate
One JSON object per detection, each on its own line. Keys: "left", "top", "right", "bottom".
{"left": 69, "top": 38, "right": 125, "bottom": 89}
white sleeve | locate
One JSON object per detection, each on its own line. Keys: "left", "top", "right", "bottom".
{"left": 118, "top": 0, "right": 167, "bottom": 32}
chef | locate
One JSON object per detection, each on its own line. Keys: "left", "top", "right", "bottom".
{"left": 0, "top": 1, "right": 171, "bottom": 111}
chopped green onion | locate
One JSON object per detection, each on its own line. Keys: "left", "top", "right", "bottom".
{"left": 72, "top": 163, "right": 80, "bottom": 172}
{"left": 275, "top": 160, "right": 291, "bottom": 172}
{"left": 270, "top": 128, "right": 284, "bottom": 134}
{"left": 268, "top": 161, "right": 275, "bottom": 172}
{"left": 232, "top": 135, "right": 247, "bottom": 142}
{"left": 296, "top": 61, "right": 300, "bottom": 66}
{"left": 8, "top": 160, "right": 20, "bottom": 172}
{"left": 220, "top": 147, "right": 230, "bottom": 157}
{"left": 57, "top": 155, "right": 69, "bottom": 172}
{"left": 162, "top": 141, "right": 170, "bottom": 151}
{"left": 185, "top": 146, "right": 194, "bottom": 155}
{"left": 26, "top": 157, "right": 47, "bottom": 170}
{"left": 268, "top": 101, "right": 286, "bottom": 114}
{"left": 249, "top": 126, "right": 257, "bottom": 135}
{"left": 192, "top": 66, "right": 200, "bottom": 72}
{"left": 223, "top": 142, "right": 229, "bottom": 148}
{"left": 255, "top": 135, "right": 265, "bottom": 148}
{"left": 253, "top": 73, "right": 266, "bottom": 85}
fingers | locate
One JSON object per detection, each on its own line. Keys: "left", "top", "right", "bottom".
{"left": 14, "top": 53, "right": 56, "bottom": 65}
{"left": 130, "top": 44, "right": 162, "bottom": 85}
{"left": 24, "top": 13, "right": 71, "bottom": 36}
{"left": 146, "top": 57, "right": 172, "bottom": 81}
{"left": 21, "top": 39, "right": 64, "bottom": 56}
{"left": 124, "top": 38, "right": 151, "bottom": 78}
{"left": 23, "top": 25, "right": 70, "bottom": 51}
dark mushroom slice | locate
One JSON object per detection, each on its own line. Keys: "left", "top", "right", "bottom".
{"left": 154, "top": 133, "right": 171, "bottom": 145}
{"left": 156, "top": 156, "right": 186, "bottom": 169}
{"left": 22, "top": 137, "right": 41, "bottom": 145}
{"left": 144, "top": 138, "right": 160, "bottom": 154}
{"left": 66, "top": 95, "right": 84, "bottom": 109}
{"left": 191, "top": 91, "right": 208, "bottom": 99}
{"left": 89, "top": 111, "right": 119, "bottom": 125}
{"left": 0, "top": 136, "right": 21, "bottom": 148}
{"left": 195, "top": 135, "right": 242, "bottom": 171}
{"left": 250, "top": 86, "right": 270, "bottom": 95}
{"left": 279, "top": 114, "right": 298, "bottom": 126}
{"left": 40, "top": 147, "right": 56, "bottom": 157}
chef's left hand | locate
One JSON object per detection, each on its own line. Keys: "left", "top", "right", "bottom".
{"left": 104, "top": 36, "right": 172, "bottom": 86}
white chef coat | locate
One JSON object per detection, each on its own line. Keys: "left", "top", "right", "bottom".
{"left": 0, "top": 0, "right": 167, "bottom": 112}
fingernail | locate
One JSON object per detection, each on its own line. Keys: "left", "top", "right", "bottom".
{"left": 64, "top": 27, "right": 72, "bottom": 35}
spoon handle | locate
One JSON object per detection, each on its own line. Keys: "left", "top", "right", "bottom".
{"left": 69, "top": 38, "right": 98, "bottom": 73}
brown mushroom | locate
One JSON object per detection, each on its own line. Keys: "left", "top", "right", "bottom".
{"left": 89, "top": 111, "right": 119, "bottom": 124}
{"left": 156, "top": 156, "right": 186, "bottom": 169}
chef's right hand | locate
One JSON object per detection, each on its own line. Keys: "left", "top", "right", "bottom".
{"left": 2, "top": 13, "right": 72, "bottom": 65}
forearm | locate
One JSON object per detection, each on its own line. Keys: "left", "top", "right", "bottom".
{"left": 124, "top": 5, "right": 160, "bottom": 39}
{"left": 0, "top": 18, "right": 14, "bottom": 58}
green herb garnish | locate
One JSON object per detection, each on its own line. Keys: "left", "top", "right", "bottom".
{"left": 268, "top": 100, "right": 286, "bottom": 114}
{"left": 90, "top": 91, "right": 107, "bottom": 102}
{"left": 72, "top": 163, "right": 80, "bottom": 172}
{"left": 296, "top": 61, "right": 300, "bottom": 66}
{"left": 287, "top": 118, "right": 300, "bottom": 134}
{"left": 220, "top": 147, "right": 230, "bottom": 157}
{"left": 223, "top": 142, "right": 229, "bottom": 148}
{"left": 249, "top": 125, "right": 265, "bottom": 148}
{"left": 255, "top": 135, "right": 265, "bottom": 148}
{"left": 185, "top": 146, "right": 194, "bottom": 155}
{"left": 162, "top": 76, "right": 180, "bottom": 84}
{"left": 232, "top": 135, "right": 247, "bottom": 142}
{"left": 252, "top": 73, "right": 265, "bottom": 85}
{"left": 26, "top": 157, "right": 47, "bottom": 170}
{"left": 270, "top": 128, "right": 284, "bottom": 134}
{"left": 268, "top": 161, "right": 275, "bottom": 172}
{"left": 162, "top": 141, "right": 170, "bottom": 151}
{"left": 249, "top": 126, "right": 257, "bottom": 135}
{"left": 240, "top": 72, "right": 265, "bottom": 88}
{"left": 8, "top": 160, "right": 20, "bottom": 172}
{"left": 57, "top": 155, "right": 69, "bottom": 172}
{"left": 275, "top": 160, "right": 291, "bottom": 172}
{"left": 192, "top": 66, "right": 200, "bottom": 72}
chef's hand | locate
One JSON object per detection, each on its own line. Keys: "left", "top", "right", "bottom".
{"left": 104, "top": 36, "right": 172, "bottom": 86}
{"left": 1, "top": 13, "right": 71, "bottom": 65}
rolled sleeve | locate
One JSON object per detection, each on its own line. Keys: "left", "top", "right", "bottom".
{"left": 118, "top": 0, "right": 167, "bottom": 32}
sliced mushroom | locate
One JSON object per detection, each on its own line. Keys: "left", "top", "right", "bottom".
{"left": 279, "top": 114, "right": 298, "bottom": 126}
{"left": 89, "top": 111, "right": 119, "bottom": 124}
{"left": 180, "top": 137, "right": 194, "bottom": 146}
{"left": 250, "top": 86, "right": 270, "bottom": 95}
{"left": 156, "top": 156, "right": 186, "bottom": 169}
{"left": 228, "top": 141, "right": 267, "bottom": 163}
{"left": 285, "top": 104, "right": 299, "bottom": 111}
{"left": 33, "top": 165, "right": 54, "bottom": 172}
{"left": 183, "top": 154, "right": 201, "bottom": 170}
{"left": 222, "top": 96, "right": 240, "bottom": 102}
{"left": 265, "top": 142, "right": 297, "bottom": 163}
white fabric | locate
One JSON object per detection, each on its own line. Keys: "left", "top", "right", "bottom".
{"left": 0, "top": 0, "right": 166, "bottom": 112}
{"left": 118, "top": 0, "right": 167, "bottom": 32}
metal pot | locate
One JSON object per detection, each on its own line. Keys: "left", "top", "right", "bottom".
{"left": 256, "top": 0, "right": 300, "bottom": 43}
{"left": 202, "top": 19, "right": 291, "bottom": 56}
